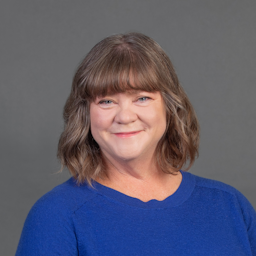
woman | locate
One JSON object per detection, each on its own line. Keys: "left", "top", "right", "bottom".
{"left": 16, "top": 33, "right": 256, "bottom": 255}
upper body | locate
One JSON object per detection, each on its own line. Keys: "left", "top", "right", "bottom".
{"left": 16, "top": 32, "right": 256, "bottom": 255}
{"left": 16, "top": 171, "right": 256, "bottom": 255}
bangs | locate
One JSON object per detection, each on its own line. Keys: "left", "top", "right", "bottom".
{"left": 84, "top": 48, "right": 162, "bottom": 100}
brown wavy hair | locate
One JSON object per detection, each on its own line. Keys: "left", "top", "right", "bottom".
{"left": 57, "top": 32, "right": 199, "bottom": 185}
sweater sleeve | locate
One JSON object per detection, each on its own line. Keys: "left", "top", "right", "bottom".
{"left": 15, "top": 191, "right": 78, "bottom": 256}
{"left": 236, "top": 191, "right": 256, "bottom": 255}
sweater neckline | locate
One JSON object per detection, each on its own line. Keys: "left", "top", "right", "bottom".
{"left": 89, "top": 171, "right": 196, "bottom": 209}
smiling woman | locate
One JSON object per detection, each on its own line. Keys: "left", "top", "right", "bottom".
{"left": 57, "top": 33, "right": 199, "bottom": 187}
{"left": 16, "top": 33, "right": 256, "bottom": 256}
{"left": 90, "top": 91, "right": 166, "bottom": 164}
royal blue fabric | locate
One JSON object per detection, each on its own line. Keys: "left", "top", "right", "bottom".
{"left": 16, "top": 171, "right": 256, "bottom": 255}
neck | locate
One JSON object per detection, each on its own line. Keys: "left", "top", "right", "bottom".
{"left": 101, "top": 150, "right": 160, "bottom": 180}
{"left": 96, "top": 152, "right": 182, "bottom": 202}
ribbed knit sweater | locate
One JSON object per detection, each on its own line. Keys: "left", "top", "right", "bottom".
{"left": 16, "top": 171, "right": 256, "bottom": 255}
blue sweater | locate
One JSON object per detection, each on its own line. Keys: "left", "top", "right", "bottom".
{"left": 16, "top": 171, "right": 256, "bottom": 255}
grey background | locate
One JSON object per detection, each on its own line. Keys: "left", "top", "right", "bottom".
{"left": 1, "top": 0, "right": 256, "bottom": 255}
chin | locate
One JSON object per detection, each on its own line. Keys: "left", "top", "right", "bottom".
{"left": 112, "top": 148, "right": 150, "bottom": 162}
{"left": 114, "top": 153, "right": 139, "bottom": 162}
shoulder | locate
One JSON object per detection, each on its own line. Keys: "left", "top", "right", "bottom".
{"left": 16, "top": 178, "right": 97, "bottom": 255}
{"left": 21, "top": 177, "right": 98, "bottom": 242}
{"left": 30, "top": 177, "right": 97, "bottom": 217}
{"left": 182, "top": 171, "right": 243, "bottom": 199}
{"left": 188, "top": 172, "right": 256, "bottom": 220}
{"left": 192, "top": 173, "right": 239, "bottom": 195}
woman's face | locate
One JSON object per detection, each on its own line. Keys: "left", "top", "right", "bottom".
{"left": 90, "top": 90, "right": 166, "bottom": 163}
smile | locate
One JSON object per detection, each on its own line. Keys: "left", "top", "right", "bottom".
{"left": 113, "top": 131, "right": 142, "bottom": 138}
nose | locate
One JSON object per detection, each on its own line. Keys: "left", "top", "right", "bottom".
{"left": 114, "top": 106, "right": 137, "bottom": 124}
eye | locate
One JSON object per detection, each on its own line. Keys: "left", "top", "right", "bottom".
{"left": 97, "top": 99, "right": 115, "bottom": 108}
{"left": 137, "top": 97, "right": 151, "bottom": 102}
{"left": 98, "top": 99, "right": 113, "bottom": 105}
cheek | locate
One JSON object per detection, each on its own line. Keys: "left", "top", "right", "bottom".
{"left": 90, "top": 106, "right": 112, "bottom": 134}
{"left": 156, "top": 114, "right": 167, "bottom": 136}
{"left": 154, "top": 107, "right": 167, "bottom": 138}
{"left": 90, "top": 105, "right": 102, "bottom": 138}
{"left": 152, "top": 104, "right": 167, "bottom": 127}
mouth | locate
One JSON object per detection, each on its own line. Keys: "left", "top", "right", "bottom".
{"left": 113, "top": 131, "right": 142, "bottom": 138}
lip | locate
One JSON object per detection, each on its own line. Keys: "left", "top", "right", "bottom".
{"left": 113, "top": 131, "right": 142, "bottom": 138}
